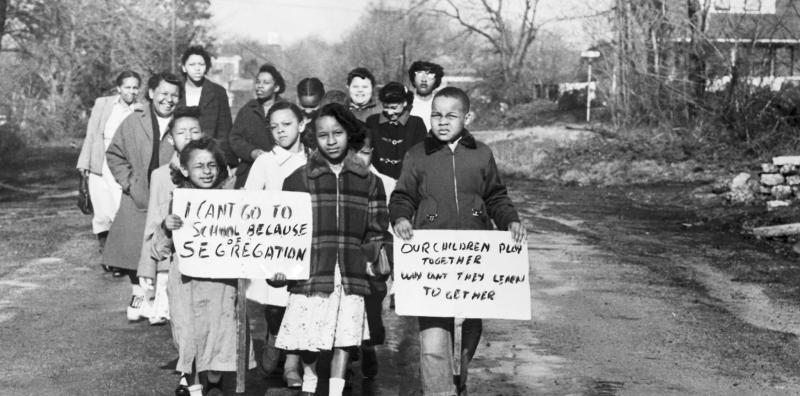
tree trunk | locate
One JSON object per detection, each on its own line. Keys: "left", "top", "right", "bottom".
{"left": 687, "top": 0, "right": 706, "bottom": 113}
{"left": 0, "top": 0, "right": 7, "bottom": 53}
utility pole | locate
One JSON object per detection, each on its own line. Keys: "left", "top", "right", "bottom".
{"left": 171, "top": 0, "right": 177, "bottom": 73}
{"left": 581, "top": 50, "right": 600, "bottom": 123}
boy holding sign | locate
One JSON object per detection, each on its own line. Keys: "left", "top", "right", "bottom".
{"left": 390, "top": 87, "right": 525, "bottom": 396}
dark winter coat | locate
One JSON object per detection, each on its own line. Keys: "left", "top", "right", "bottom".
{"left": 178, "top": 79, "right": 233, "bottom": 164}
{"left": 389, "top": 130, "right": 520, "bottom": 231}
{"left": 347, "top": 97, "right": 381, "bottom": 123}
{"left": 282, "top": 151, "right": 389, "bottom": 296}
{"left": 365, "top": 111, "right": 427, "bottom": 179}
{"left": 228, "top": 99, "right": 275, "bottom": 188}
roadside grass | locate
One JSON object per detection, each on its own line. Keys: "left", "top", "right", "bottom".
{"left": 487, "top": 124, "right": 739, "bottom": 186}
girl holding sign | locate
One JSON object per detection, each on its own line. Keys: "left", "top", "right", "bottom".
{"left": 274, "top": 103, "right": 389, "bottom": 396}
{"left": 153, "top": 137, "right": 255, "bottom": 395}
{"left": 244, "top": 101, "right": 309, "bottom": 388}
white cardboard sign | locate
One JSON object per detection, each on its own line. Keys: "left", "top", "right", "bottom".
{"left": 393, "top": 230, "right": 531, "bottom": 320}
{"left": 172, "top": 189, "right": 312, "bottom": 280}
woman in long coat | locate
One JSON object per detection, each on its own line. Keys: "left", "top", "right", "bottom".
{"left": 228, "top": 63, "right": 285, "bottom": 188}
{"left": 104, "top": 72, "right": 180, "bottom": 321}
{"left": 76, "top": 70, "right": 142, "bottom": 273}
{"left": 176, "top": 45, "right": 234, "bottom": 165}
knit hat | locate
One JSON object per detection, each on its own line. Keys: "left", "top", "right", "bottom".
{"left": 378, "top": 81, "right": 413, "bottom": 104}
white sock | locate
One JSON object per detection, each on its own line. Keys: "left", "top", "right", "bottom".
{"left": 329, "top": 378, "right": 345, "bottom": 396}
{"left": 131, "top": 284, "right": 143, "bottom": 296}
{"left": 178, "top": 373, "right": 189, "bottom": 386}
{"left": 301, "top": 372, "right": 318, "bottom": 393}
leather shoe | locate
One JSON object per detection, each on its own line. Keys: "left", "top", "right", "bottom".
{"left": 174, "top": 384, "right": 190, "bottom": 396}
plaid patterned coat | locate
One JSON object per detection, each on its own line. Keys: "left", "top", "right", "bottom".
{"left": 282, "top": 151, "right": 389, "bottom": 296}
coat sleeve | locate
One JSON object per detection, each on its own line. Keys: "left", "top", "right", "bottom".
{"left": 361, "top": 174, "right": 389, "bottom": 263}
{"left": 215, "top": 87, "right": 235, "bottom": 166}
{"left": 150, "top": 200, "right": 175, "bottom": 264}
{"left": 215, "top": 85, "right": 233, "bottom": 140}
{"left": 138, "top": 173, "right": 171, "bottom": 278}
{"left": 482, "top": 152, "right": 520, "bottom": 230}
{"left": 229, "top": 107, "right": 259, "bottom": 163}
{"left": 76, "top": 98, "right": 103, "bottom": 171}
{"left": 388, "top": 150, "right": 421, "bottom": 225}
{"left": 105, "top": 116, "right": 135, "bottom": 193}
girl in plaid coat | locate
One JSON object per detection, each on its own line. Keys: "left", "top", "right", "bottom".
{"left": 275, "top": 103, "right": 390, "bottom": 396}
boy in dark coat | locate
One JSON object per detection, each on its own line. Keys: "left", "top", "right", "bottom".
{"left": 389, "top": 87, "right": 526, "bottom": 396}
{"left": 365, "top": 82, "right": 427, "bottom": 180}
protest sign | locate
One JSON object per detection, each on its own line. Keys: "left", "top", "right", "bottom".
{"left": 171, "top": 188, "right": 312, "bottom": 280}
{"left": 393, "top": 230, "right": 531, "bottom": 320}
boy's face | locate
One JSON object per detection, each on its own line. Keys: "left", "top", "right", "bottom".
{"left": 431, "top": 96, "right": 471, "bottom": 142}
{"left": 381, "top": 101, "right": 406, "bottom": 122}
{"left": 183, "top": 149, "right": 219, "bottom": 188}
{"left": 348, "top": 77, "right": 372, "bottom": 106}
{"left": 169, "top": 117, "right": 203, "bottom": 152}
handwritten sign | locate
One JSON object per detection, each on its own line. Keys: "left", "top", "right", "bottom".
{"left": 172, "top": 188, "right": 312, "bottom": 280}
{"left": 393, "top": 230, "right": 531, "bottom": 320}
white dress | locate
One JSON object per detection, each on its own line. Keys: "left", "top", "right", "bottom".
{"left": 87, "top": 98, "right": 130, "bottom": 234}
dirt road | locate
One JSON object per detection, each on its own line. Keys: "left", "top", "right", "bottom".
{"left": 3, "top": 150, "right": 800, "bottom": 395}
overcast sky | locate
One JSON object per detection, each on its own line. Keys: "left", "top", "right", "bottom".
{"left": 209, "top": 0, "right": 606, "bottom": 46}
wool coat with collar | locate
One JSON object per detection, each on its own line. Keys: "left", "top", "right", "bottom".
{"left": 178, "top": 79, "right": 234, "bottom": 162}
{"left": 389, "top": 130, "right": 520, "bottom": 232}
{"left": 228, "top": 98, "right": 276, "bottom": 188}
{"left": 282, "top": 150, "right": 389, "bottom": 297}
{"left": 365, "top": 110, "right": 427, "bottom": 179}
{"left": 103, "top": 105, "right": 174, "bottom": 271}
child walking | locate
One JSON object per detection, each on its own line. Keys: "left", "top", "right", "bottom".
{"left": 365, "top": 81, "right": 427, "bottom": 179}
{"left": 389, "top": 87, "right": 526, "bottom": 396}
{"left": 152, "top": 137, "right": 255, "bottom": 395}
{"left": 244, "top": 101, "right": 309, "bottom": 388}
{"left": 275, "top": 103, "right": 389, "bottom": 396}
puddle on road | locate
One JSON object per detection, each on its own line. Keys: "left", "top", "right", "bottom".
{"left": 693, "top": 261, "right": 800, "bottom": 337}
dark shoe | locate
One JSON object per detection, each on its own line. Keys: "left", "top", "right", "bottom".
{"left": 261, "top": 334, "right": 281, "bottom": 376}
{"left": 361, "top": 346, "right": 378, "bottom": 379}
{"left": 174, "top": 384, "right": 190, "bottom": 396}
{"left": 111, "top": 267, "right": 124, "bottom": 278}
{"left": 101, "top": 264, "right": 112, "bottom": 272}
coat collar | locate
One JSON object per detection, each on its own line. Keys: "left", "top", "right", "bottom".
{"left": 271, "top": 144, "right": 305, "bottom": 166}
{"left": 246, "top": 99, "right": 266, "bottom": 118}
{"left": 348, "top": 97, "right": 377, "bottom": 112}
{"left": 307, "top": 150, "right": 370, "bottom": 179}
{"left": 424, "top": 129, "right": 477, "bottom": 154}
{"left": 133, "top": 103, "right": 154, "bottom": 140}
{"left": 377, "top": 110, "right": 410, "bottom": 126}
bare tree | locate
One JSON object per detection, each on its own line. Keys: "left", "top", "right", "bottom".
{"left": 0, "top": 0, "right": 7, "bottom": 53}
{"left": 421, "top": 0, "right": 541, "bottom": 101}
